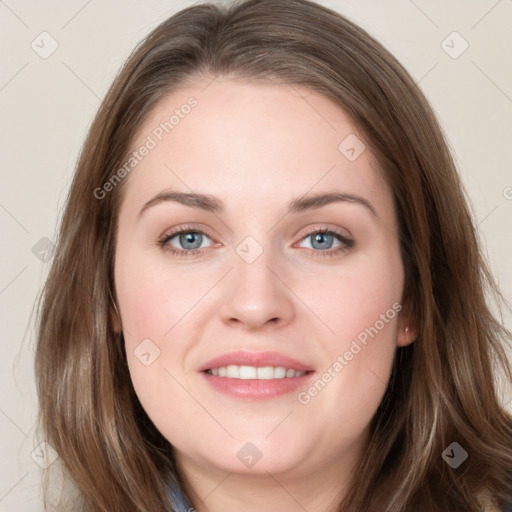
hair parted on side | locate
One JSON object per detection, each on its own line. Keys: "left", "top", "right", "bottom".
{"left": 34, "top": 0, "right": 512, "bottom": 511}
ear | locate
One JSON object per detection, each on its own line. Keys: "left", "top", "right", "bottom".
{"left": 111, "top": 307, "right": 122, "bottom": 334}
{"left": 396, "top": 301, "right": 417, "bottom": 347}
{"left": 108, "top": 284, "right": 122, "bottom": 334}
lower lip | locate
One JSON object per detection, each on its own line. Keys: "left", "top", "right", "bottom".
{"left": 199, "top": 371, "right": 315, "bottom": 400}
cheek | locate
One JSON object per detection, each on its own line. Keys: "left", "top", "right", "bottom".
{"left": 297, "top": 249, "right": 403, "bottom": 408}
{"left": 115, "top": 246, "right": 205, "bottom": 340}
{"left": 115, "top": 249, "right": 212, "bottom": 410}
{"left": 301, "top": 249, "right": 404, "bottom": 343}
{"left": 305, "top": 253, "right": 402, "bottom": 411}
{"left": 117, "top": 262, "right": 191, "bottom": 426}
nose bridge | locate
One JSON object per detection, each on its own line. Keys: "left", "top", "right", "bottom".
{"left": 233, "top": 235, "right": 280, "bottom": 299}
{"left": 235, "top": 240, "right": 274, "bottom": 289}
{"left": 218, "top": 234, "right": 295, "bottom": 329}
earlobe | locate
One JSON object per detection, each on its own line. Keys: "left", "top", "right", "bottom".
{"left": 108, "top": 285, "right": 122, "bottom": 334}
{"left": 397, "top": 323, "right": 417, "bottom": 347}
{"left": 395, "top": 297, "right": 417, "bottom": 347}
{"left": 109, "top": 298, "right": 122, "bottom": 334}
{"left": 111, "top": 308, "right": 122, "bottom": 334}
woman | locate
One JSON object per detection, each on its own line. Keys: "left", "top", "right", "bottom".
{"left": 34, "top": 0, "right": 512, "bottom": 510}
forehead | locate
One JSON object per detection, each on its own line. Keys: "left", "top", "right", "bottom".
{"left": 122, "top": 78, "right": 392, "bottom": 218}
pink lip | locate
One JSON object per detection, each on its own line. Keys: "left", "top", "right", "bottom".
{"left": 197, "top": 350, "right": 314, "bottom": 373}
{"left": 197, "top": 350, "right": 315, "bottom": 400}
{"left": 200, "top": 371, "right": 315, "bottom": 400}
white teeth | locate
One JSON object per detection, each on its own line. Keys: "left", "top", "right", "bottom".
{"left": 239, "top": 365, "right": 257, "bottom": 379}
{"left": 226, "top": 365, "right": 239, "bottom": 378}
{"left": 205, "top": 365, "right": 307, "bottom": 379}
{"left": 274, "top": 367, "right": 287, "bottom": 378}
{"left": 257, "top": 366, "right": 275, "bottom": 379}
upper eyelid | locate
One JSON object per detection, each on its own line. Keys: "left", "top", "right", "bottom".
{"left": 163, "top": 224, "right": 215, "bottom": 238}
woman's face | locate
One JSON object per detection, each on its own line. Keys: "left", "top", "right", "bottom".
{"left": 114, "top": 78, "right": 413, "bottom": 488}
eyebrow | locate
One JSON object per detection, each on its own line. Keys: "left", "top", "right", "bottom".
{"left": 137, "top": 189, "right": 377, "bottom": 219}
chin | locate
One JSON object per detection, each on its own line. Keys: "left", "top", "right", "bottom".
{"left": 214, "top": 450, "right": 305, "bottom": 476}
{"left": 175, "top": 433, "right": 311, "bottom": 476}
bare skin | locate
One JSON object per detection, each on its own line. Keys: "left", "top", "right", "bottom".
{"left": 113, "top": 77, "right": 416, "bottom": 512}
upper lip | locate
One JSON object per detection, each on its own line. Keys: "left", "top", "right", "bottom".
{"left": 198, "top": 350, "right": 315, "bottom": 372}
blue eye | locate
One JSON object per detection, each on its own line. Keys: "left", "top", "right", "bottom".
{"left": 158, "top": 227, "right": 353, "bottom": 258}
{"left": 309, "top": 232, "right": 336, "bottom": 250}
{"left": 176, "top": 232, "right": 205, "bottom": 250}
{"left": 297, "top": 229, "right": 354, "bottom": 257}
{"left": 159, "top": 229, "right": 213, "bottom": 256}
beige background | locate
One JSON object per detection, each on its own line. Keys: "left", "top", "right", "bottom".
{"left": 1, "top": 0, "right": 511, "bottom": 509}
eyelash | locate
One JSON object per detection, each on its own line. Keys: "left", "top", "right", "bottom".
{"left": 157, "top": 225, "right": 354, "bottom": 258}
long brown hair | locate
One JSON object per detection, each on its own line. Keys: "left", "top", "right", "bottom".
{"left": 34, "top": 0, "right": 512, "bottom": 510}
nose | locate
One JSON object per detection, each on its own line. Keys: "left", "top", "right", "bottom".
{"left": 218, "top": 247, "right": 296, "bottom": 331}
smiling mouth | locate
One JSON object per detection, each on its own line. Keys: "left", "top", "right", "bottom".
{"left": 203, "top": 365, "right": 312, "bottom": 379}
